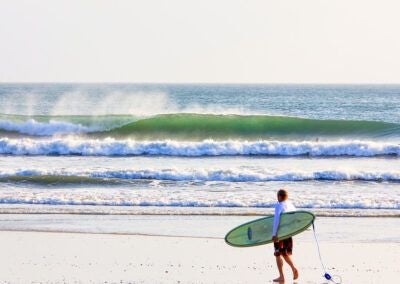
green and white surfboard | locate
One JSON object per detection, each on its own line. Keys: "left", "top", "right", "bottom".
{"left": 225, "top": 211, "right": 315, "bottom": 247}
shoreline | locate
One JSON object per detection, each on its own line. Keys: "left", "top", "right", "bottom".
{"left": 0, "top": 214, "right": 398, "bottom": 243}
{"left": 0, "top": 204, "right": 398, "bottom": 217}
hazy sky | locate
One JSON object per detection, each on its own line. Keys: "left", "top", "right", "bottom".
{"left": 0, "top": 0, "right": 399, "bottom": 83}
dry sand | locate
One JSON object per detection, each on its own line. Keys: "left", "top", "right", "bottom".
{"left": 0, "top": 229, "right": 398, "bottom": 283}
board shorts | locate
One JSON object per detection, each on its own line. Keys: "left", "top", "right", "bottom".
{"left": 273, "top": 237, "right": 293, "bottom": 256}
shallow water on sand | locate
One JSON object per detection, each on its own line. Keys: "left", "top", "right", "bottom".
{"left": 0, "top": 214, "right": 398, "bottom": 243}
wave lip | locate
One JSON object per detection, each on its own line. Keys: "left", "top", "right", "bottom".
{"left": 0, "top": 138, "right": 399, "bottom": 157}
{"left": 2, "top": 168, "right": 400, "bottom": 183}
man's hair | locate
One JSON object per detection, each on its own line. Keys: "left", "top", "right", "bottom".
{"left": 277, "top": 189, "right": 288, "bottom": 200}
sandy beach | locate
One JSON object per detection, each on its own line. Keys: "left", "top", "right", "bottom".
{"left": 0, "top": 215, "right": 398, "bottom": 283}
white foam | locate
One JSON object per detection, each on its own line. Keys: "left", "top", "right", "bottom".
{"left": 0, "top": 119, "right": 94, "bottom": 136}
{"left": 0, "top": 185, "right": 398, "bottom": 210}
{"left": 1, "top": 167, "right": 400, "bottom": 182}
{"left": 0, "top": 138, "right": 399, "bottom": 156}
{"left": 1, "top": 167, "right": 399, "bottom": 210}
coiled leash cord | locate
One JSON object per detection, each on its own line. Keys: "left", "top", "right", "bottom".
{"left": 312, "top": 222, "right": 342, "bottom": 284}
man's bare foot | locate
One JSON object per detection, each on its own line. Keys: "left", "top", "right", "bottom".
{"left": 293, "top": 268, "right": 299, "bottom": 280}
{"left": 273, "top": 276, "right": 285, "bottom": 283}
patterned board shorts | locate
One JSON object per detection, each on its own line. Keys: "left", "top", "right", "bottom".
{"left": 273, "top": 237, "right": 293, "bottom": 256}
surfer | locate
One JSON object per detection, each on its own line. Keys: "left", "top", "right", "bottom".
{"left": 272, "top": 189, "right": 299, "bottom": 283}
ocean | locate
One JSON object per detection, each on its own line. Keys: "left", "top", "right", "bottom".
{"left": 0, "top": 84, "right": 399, "bottom": 215}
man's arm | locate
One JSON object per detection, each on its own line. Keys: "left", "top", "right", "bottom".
{"left": 272, "top": 204, "right": 282, "bottom": 241}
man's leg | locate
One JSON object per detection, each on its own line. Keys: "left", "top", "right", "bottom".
{"left": 283, "top": 255, "right": 298, "bottom": 280}
{"left": 273, "top": 255, "right": 285, "bottom": 282}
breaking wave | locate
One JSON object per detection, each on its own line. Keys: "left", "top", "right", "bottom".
{"left": 1, "top": 113, "right": 399, "bottom": 139}
{"left": 1, "top": 168, "right": 400, "bottom": 183}
{"left": 0, "top": 138, "right": 399, "bottom": 156}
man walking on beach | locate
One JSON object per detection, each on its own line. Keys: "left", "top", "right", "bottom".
{"left": 272, "top": 189, "right": 299, "bottom": 283}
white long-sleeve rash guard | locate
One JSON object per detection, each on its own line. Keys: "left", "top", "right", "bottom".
{"left": 272, "top": 200, "right": 296, "bottom": 237}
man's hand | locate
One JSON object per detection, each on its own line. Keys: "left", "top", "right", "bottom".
{"left": 272, "top": 236, "right": 278, "bottom": 243}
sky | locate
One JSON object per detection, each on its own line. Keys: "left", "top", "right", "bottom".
{"left": 0, "top": 0, "right": 399, "bottom": 83}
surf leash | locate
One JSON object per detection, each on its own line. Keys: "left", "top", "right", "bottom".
{"left": 312, "top": 222, "right": 342, "bottom": 284}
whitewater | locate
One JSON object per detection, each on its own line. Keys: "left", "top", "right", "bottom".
{"left": 2, "top": 167, "right": 400, "bottom": 183}
{"left": 0, "top": 83, "right": 399, "bottom": 215}
{"left": 1, "top": 138, "right": 400, "bottom": 156}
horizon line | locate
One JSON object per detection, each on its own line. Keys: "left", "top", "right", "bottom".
{"left": 1, "top": 81, "right": 400, "bottom": 85}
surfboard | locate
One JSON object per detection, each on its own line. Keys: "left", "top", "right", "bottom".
{"left": 225, "top": 211, "right": 315, "bottom": 247}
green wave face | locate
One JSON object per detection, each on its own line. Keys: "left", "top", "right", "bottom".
{"left": 104, "top": 114, "right": 400, "bottom": 140}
